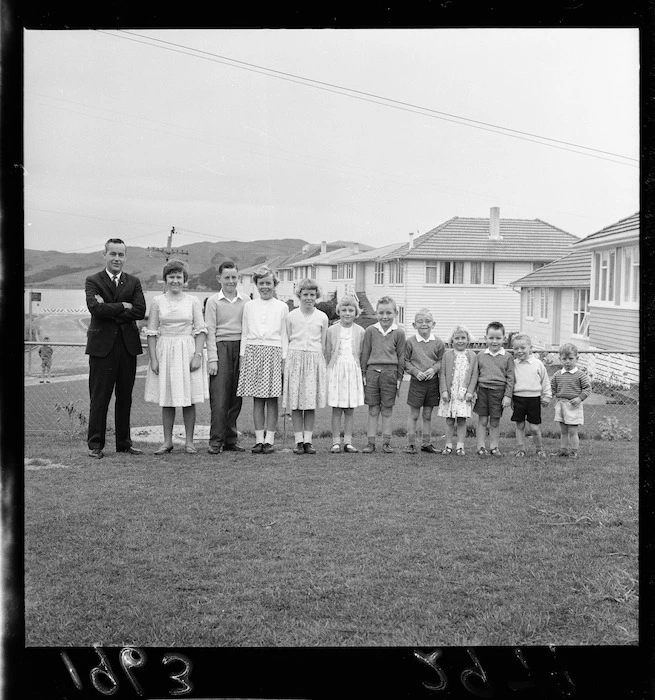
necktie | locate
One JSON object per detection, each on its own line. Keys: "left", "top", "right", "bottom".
{"left": 112, "top": 275, "right": 119, "bottom": 287}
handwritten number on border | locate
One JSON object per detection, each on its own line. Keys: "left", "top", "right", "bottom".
{"left": 162, "top": 653, "right": 193, "bottom": 696}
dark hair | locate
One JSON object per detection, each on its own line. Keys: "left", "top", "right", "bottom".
{"left": 253, "top": 266, "right": 279, "bottom": 286}
{"left": 559, "top": 342, "right": 578, "bottom": 358}
{"left": 104, "top": 238, "right": 126, "bottom": 253}
{"left": 163, "top": 258, "right": 189, "bottom": 282}
{"left": 486, "top": 321, "right": 505, "bottom": 335}
{"left": 218, "top": 260, "right": 238, "bottom": 275}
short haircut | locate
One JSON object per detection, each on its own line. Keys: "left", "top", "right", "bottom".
{"left": 446, "top": 324, "right": 475, "bottom": 344}
{"left": 218, "top": 260, "right": 238, "bottom": 275}
{"left": 559, "top": 342, "right": 578, "bottom": 357}
{"left": 253, "top": 266, "right": 279, "bottom": 286}
{"left": 414, "top": 307, "right": 434, "bottom": 322}
{"left": 104, "top": 238, "right": 126, "bottom": 253}
{"left": 163, "top": 258, "right": 189, "bottom": 282}
{"left": 486, "top": 321, "right": 505, "bottom": 335}
{"left": 295, "top": 278, "right": 321, "bottom": 299}
{"left": 336, "top": 294, "right": 361, "bottom": 318}
{"left": 512, "top": 333, "right": 532, "bottom": 346}
{"left": 376, "top": 295, "right": 398, "bottom": 313}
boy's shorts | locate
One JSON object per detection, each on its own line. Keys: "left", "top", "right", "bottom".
{"left": 364, "top": 367, "right": 398, "bottom": 408}
{"left": 511, "top": 395, "right": 542, "bottom": 424}
{"left": 407, "top": 376, "right": 440, "bottom": 408}
{"left": 554, "top": 399, "right": 584, "bottom": 426}
{"left": 473, "top": 385, "right": 506, "bottom": 419}
{"left": 41, "top": 360, "right": 52, "bottom": 369}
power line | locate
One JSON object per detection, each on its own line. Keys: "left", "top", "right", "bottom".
{"left": 98, "top": 29, "right": 638, "bottom": 167}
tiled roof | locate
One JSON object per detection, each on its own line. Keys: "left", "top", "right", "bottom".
{"left": 339, "top": 242, "right": 407, "bottom": 262}
{"left": 573, "top": 212, "right": 639, "bottom": 248}
{"left": 380, "top": 217, "right": 578, "bottom": 261}
{"left": 289, "top": 247, "right": 356, "bottom": 266}
{"left": 510, "top": 249, "right": 591, "bottom": 288}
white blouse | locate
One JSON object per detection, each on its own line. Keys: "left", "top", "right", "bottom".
{"left": 239, "top": 297, "right": 289, "bottom": 358}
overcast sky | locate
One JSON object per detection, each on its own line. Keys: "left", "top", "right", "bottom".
{"left": 24, "top": 28, "right": 638, "bottom": 254}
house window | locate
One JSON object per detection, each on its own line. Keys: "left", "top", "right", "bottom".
{"left": 425, "top": 260, "right": 438, "bottom": 284}
{"left": 573, "top": 288, "right": 589, "bottom": 336}
{"left": 539, "top": 288, "right": 549, "bottom": 321}
{"left": 331, "top": 265, "right": 338, "bottom": 280}
{"left": 470, "top": 261, "right": 495, "bottom": 284}
{"left": 526, "top": 288, "right": 535, "bottom": 318}
{"left": 374, "top": 262, "right": 385, "bottom": 285}
{"left": 622, "top": 246, "right": 639, "bottom": 303}
{"left": 397, "top": 305, "right": 405, "bottom": 325}
{"left": 593, "top": 250, "right": 615, "bottom": 302}
{"left": 442, "top": 261, "right": 464, "bottom": 284}
{"left": 388, "top": 261, "right": 404, "bottom": 285}
{"left": 336, "top": 262, "right": 354, "bottom": 280}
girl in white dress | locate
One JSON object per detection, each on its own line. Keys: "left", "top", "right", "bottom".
{"left": 283, "top": 279, "right": 328, "bottom": 454}
{"left": 236, "top": 267, "right": 289, "bottom": 454}
{"left": 144, "top": 260, "right": 208, "bottom": 454}
{"left": 437, "top": 324, "right": 478, "bottom": 456}
{"left": 325, "top": 295, "right": 365, "bottom": 453}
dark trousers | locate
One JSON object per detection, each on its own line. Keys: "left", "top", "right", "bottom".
{"left": 87, "top": 333, "right": 137, "bottom": 451}
{"left": 209, "top": 340, "right": 242, "bottom": 448}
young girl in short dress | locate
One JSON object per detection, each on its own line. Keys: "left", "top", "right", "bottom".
{"left": 283, "top": 279, "right": 328, "bottom": 454}
{"left": 325, "top": 295, "right": 365, "bottom": 453}
{"left": 236, "top": 267, "right": 289, "bottom": 454}
{"left": 438, "top": 324, "right": 478, "bottom": 456}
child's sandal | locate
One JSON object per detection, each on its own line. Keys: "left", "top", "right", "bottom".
{"left": 330, "top": 444, "right": 341, "bottom": 453}
{"left": 476, "top": 447, "right": 487, "bottom": 456}
{"left": 455, "top": 447, "right": 465, "bottom": 456}
{"left": 490, "top": 447, "right": 502, "bottom": 456}
{"left": 515, "top": 449, "right": 526, "bottom": 457}
{"left": 441, "top": 446, "right": 453, "bottom": 455}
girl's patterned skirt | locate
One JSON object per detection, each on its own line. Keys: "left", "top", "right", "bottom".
{"left": 283, "top": 349, "right": 327, "bottom": 410}
{"left": 236, "top": 344, "right": 283, "bottom": 398}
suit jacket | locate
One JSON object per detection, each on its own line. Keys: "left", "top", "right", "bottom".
{"left": 85, "top": 270, "right": 146, "bottom": 357}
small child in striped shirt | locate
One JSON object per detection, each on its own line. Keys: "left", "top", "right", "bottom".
{"left": 550, "top": 342, "right": 591, "bottom": 459}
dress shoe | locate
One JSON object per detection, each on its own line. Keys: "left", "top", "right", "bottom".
{"left": 293, "top": 442, "right": 305, "bottom": 455}
{"left": 262, "top": 443, "right": 275, "bottom": 454}
{"left": 303, "top": 442, "right": 317, "bottom": 454}
{"left": 223, "top": 443, "right": 245, "bottom": 452}
{"left": 207, "top": 445, "right": 223, "bottom": 454}
{"left": 421, "top": 444, "right": 439, "bottom": 454}
{"left": 251, "top": 442, "right": 264, "bottom": 454}
{"left": 88, "top": 448, "right": 104, "bottom": 459}
{"left": 118, "top": 446, "right": 143, "bottom": 455}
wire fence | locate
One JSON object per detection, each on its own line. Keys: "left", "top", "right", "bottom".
{"left": 25, "top": 343, "right": 639, "bottom": 441}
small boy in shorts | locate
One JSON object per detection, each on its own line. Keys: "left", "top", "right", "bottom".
{"left": 360, "top": 296, "right": 406, "bottom": 453}
{"left": 474, "top": 321, "right": 515, "bottom": 456}
{"left": 550, "top": 342, "right": 591, "bottom": 459}
{"left": 38, "top": 337, "right": 53, "bottom": 383}
{"left": 511, "top": 334, "right": 551, "bottom": 458}
{"left": 404, "top": 308, "right": 444, "bottom": 454}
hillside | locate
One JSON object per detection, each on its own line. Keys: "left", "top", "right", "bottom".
{"left": 25, "top": 238, "right": 318, "bottom": 289}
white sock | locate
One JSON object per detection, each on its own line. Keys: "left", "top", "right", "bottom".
{"left": 456, "top": 441, "right": 464, "bottom": 450}
{"left": 265, "top": 431, "right": 275, "bottom": 445}
{"left": 303, "top": 430, "right": 313, "bottom": 444}
{"left": 255, "top": 429, "right": 265, "bottom": 444}
{"left": 344, "top": 434, "right": 352, "bottom": 445}
{"left": 294, "top": 432, "right": 304, "bottom": 444}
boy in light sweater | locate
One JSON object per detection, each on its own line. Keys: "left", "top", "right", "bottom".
{"left": 474, "top": 321, "right": 515, "bottom": 456}
{"left": 205, "top": 261, "right": 247, "bottom": 454}
{"left": 510, "top": 334, "right": 551, "bottom": 458}
{"left": 360, "top": 296, "right": 406, "bottom": 453}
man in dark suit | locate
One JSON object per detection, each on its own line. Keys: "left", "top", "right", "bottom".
{"left": 85, "top": 238, "right": 146, "bottom": 458}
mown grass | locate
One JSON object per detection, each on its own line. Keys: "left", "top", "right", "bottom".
{"left": 24, "top": 434, "right": 637, "bottom": 647}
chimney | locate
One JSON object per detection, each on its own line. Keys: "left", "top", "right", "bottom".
{"left": 320, "top": 240, "right": 327, "bottom": 254}
{"left": 352, "top": 243, "right": 360, "bottom": 254}
{"left": 408, "top": 232, "right": 414, "bottom": 250}
{"left": 489, "top": 207, "right": 501, "bottom": 240}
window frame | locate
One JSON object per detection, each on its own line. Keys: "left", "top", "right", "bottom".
{"left": 539, "top": 287, "right": 549, "bottom": 322}
{"left": 525, "top": 288, "right": 535, "bottom": 319}
{"left": 374, "top": 261, "right": 385, "bottom": 285}
{"left": 572, "top": 287, "right": 589, "bottom": 337}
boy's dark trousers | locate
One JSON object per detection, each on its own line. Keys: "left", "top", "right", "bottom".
{"left": 209, "top": 340, "right": 242, "bottom": 449}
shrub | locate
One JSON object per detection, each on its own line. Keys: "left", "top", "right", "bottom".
{"left": 598, "top": 417, "right": 632, "bottom": 441}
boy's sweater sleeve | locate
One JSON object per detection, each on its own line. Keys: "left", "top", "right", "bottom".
{"left": 540, "top": 361, "right": 552, "bottom": 401}
{"left": 404, "top": 339, "right": 418, "bottom": 377}
{"left": 360, "top": 328, "right": 371, "bottom": 373}
{"left": 579, "top": 370, "right": 592, "bottom": 401}
{"left": 433, "top": 339, "right": 445, "bottom": 373}
{"left": 550, "top": 373, "right": 558, "bottom": 398}
{"left": 396, "top": 330, "right": 407, "bottom": 382}
{"left": 504, "top": 354, "right": 515, "bottom": 398}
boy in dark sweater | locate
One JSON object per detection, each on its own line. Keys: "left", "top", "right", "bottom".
{"left": 474, "top": 321, "right": 514, "bottom": 456}
{"left": 360, "top": 296, "right": 406, "bottom": 453}
{"left": 404, "top": 308, "right": 444, "bottom": 453}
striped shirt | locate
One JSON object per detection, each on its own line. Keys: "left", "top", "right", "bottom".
{"left": 550, "top": 367, "right": 591, "bottom": 401}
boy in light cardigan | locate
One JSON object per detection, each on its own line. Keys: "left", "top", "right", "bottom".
{"left": 474, "top": 321, "right": 515, "bottom": 456}
{"left": 511, "top": 334, "right": 551, "bottom": 458}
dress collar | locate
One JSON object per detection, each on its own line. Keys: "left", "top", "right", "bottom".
{"left": 105, "top": 269, "right": 122, "bottom": 282}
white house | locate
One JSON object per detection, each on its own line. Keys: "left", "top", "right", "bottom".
{"left": 341, "top": 208, "right": 578, "bottom": 340}
{"left": 510, "top": 249, "right": 592, "bottom": 350}
{"left": 288, "top": 246, "right": 361, "bottom": 304}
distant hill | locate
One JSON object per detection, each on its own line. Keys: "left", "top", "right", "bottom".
{"left": 24, "top": 239, "right": 371, "bottom": 289}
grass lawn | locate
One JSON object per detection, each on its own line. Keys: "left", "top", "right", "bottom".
{"left": 24, "top": 434, "right": 637, "bottom": 647}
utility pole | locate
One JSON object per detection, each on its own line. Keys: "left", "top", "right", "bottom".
{"left": 147, "top": 227, "right": 189, "bottom": 262}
